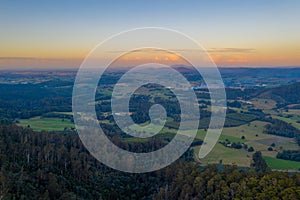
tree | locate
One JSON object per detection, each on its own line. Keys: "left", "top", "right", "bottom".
{"left": 252, "top": 151, "right": 268, "bottom": 172}
{"left": 268, "top": 147, "right": 273, "bottom": 151}
{"left": 271, "top": 143, "right": 276, "bottom": 147}
{"left": 248, "top": 146, "right": 254, "bottom": 152}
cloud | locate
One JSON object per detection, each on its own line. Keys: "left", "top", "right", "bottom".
{"left": 0, "top": 57, "right": 38, "bottom": 60}
{"left": 0, "top": 57, "right": 82, "bottom": 69}
{"left": 106, "top": 49, "right": 171, "bottom": 53}
{"left": 207, "top": 48, "right": 256, "bottom": 53}
{"left": 106, "top": 48, "right": 256, "bottom": 54}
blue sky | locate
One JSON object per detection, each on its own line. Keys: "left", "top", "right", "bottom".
{"left": 0, "top": 0, "right": 299, "bottom": 68}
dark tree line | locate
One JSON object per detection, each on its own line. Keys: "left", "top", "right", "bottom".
{"left": 264, "top": 119, "right": 300, "bottom": 145}
{"left": 277, "top": 150, "right": 300, "bottom": 162}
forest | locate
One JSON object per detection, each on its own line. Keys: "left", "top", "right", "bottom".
{"left": 1, "top": 124, "right": 300, "bottom": 200}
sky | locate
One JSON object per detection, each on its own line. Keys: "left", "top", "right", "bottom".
{"left": 0, "top": 0, "right": 300, "bottom": 69}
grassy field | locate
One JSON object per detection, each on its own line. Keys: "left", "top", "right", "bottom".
{"left": 250, "top": 98, "right": 277, "bottom": 109}
{"left": 53, "top": 111, "right": 73, "bottom": 115}
{"left": 193, "top": 120, "right": 299, "bottom": 168}
{"left": 128, "top": 123, "right": 163, "bottom": 135}
{"left": 283, "top": 109, "right": 300, "bottom": 116}
{"left": 273, "top": 115, "right": 300, "bottom": 130}
{"left": 224, "top": 121, "right": 298, "bottom": 153}
{"left": 221, "top": 120, "right": 269, "bottom": 140}
{"left": 18, "top": 114, "right": 299, "bottom": 170}
{"left": 196, "top": 143, "right": 252, "bottom": 167}
{"left": 263, "top": 156, "right": 300, "bottom": 170}
{"left": 124, "top": 119, "right": 299, "bottom": 169}
{"left": 19, "top": 117, "right": 74, "bottom": 131}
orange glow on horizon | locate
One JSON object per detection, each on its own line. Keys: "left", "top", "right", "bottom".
{"left": 0, "top": 46, "right": 299, "bottom": 69}
{"left": 109, "top": 49, "right": 189, "bottom": 68}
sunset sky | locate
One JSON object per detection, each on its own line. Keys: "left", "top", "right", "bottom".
{"left": 0, "top": 0, "right": 300, "bottom": 69}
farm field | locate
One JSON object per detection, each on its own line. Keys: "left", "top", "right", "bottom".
{"left": 263, "top": 156, "right": 300, "bottom": 170}
{"left": 250, "top": 98, "right": 277, "bottom": 109}
{"left": 193, "top": 120, "right": 299, "bottom": 168}
{"left": 120, "top": 118, "right": 300, "bottom": 169}
{"left": 17, "top": 114, "right": 300, "bottom": 170}
{"left": 19, "top": 117, "right": 74, "bottom": 131}
{"left": 196, "top": 143, "right": 252, "bottom": 167}
{"left": 273, "top": 115, "right": 300, "bottom": 130}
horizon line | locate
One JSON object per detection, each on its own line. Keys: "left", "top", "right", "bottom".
{"left": 1, "top": 65, "right": 300, "bottom": 72}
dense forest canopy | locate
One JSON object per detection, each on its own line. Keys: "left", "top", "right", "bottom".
{"left": 0, "top": 124, "right": 300, "bottom": 200}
